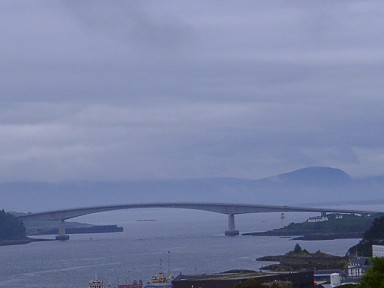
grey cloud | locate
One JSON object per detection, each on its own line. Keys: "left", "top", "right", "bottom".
{"left": 0, "top": 98, "right": 383, "bottom": 181}
{"left": 0, "top": 0, "right": 384, "bottom": 181}
{"left": 63, "top": 0, "right": 193, "bottom": 51}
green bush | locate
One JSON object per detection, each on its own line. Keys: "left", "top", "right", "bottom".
{"left": 359, "top": 257, "right": 384, "bottom": 288}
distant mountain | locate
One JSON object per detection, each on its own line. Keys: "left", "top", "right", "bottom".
{"left": 264, "top": 167, "right": 352, "bottom": 186}
{"left": 1, "top": 166, "right": 384, "bottom": 212}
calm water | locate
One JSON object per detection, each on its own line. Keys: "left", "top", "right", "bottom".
{"left": 0, "top": 209, "right": 361, "bottom": 288}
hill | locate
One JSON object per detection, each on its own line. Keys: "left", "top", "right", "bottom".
{"left": 243, "top": 213, "right": 382, "bottom": 240}
{"left": 267, "top": 166, "right": 352, "bottom": 185}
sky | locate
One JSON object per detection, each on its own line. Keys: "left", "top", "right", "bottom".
{"left": 1, "top": 1, "right": 384, "bottom": 182}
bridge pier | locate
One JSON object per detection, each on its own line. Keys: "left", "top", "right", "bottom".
{"left": 225, "top": 213, "right": 239, "bottom": 236}
{"left": 55, "top": 219, "right": 69, "bottom": 240}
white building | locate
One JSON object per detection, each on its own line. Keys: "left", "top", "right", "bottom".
{"left": 372, "top": 245, "right": 384, "bottom": 257}
{"left": 307, "top": 216, "right": 328, "bottom": 223}
{"left": 348, "top": 257, "right": 370, "bottom": 278}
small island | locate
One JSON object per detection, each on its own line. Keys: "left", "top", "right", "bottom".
{"left": 257, "top": 243, "right": 347, "bottom": 272}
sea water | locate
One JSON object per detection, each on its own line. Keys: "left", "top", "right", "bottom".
{"left": 0, "top": 209, "right": 361, "bottom": 288}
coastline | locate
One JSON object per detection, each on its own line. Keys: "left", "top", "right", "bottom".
{"left": 243, "top": 231, "right": 363, "bottom": 241}
{"left": 0, "top": 237, "right": 56, "bottom": 246}
{"left": 0, "top": 239, "right": 32, "bottom": 246}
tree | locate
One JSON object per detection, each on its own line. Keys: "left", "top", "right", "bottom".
{"left": 293, "top": 243, "right": 302, "bottom": 254}
{"left": 348, "top": 215, "right": 384, "bottom": 257}
{"left": 359, "top": 257, "right": 384, "bottom": 288}
{"left": 363, "top": 216, "right": 384, "bottom": 243}
{"left": 0, "top": 210, "right": 26, "bottom": 240}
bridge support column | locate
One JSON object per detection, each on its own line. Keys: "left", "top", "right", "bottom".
{"left": 225, "top": 213, "right": 239, "bottom": 236}
{"left": 55, "top": 219, "right": 69, "bottom": 240}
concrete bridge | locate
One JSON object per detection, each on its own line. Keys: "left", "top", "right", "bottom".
{"left": 17, "top": 202, "right": 382, "bottom": 240}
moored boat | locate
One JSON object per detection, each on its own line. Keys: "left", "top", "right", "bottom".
{"left": 118, "top": 279, "right": 143, "bottom": 288}
{"left": 88, "top": 279, "right": 104, "bottom": 288}
{"left": 144, "top": 259, "right": 173, "bottom": 288}
{"left": 144, "top": 271, "right": 172, "bottom": 288}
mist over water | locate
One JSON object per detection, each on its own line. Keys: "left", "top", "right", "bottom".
{"left": 0, "top": 210, "right": 361, "bottom": 288}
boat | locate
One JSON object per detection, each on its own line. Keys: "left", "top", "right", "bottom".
{"left": 87, "top": 273, "right": 170, "bottom": 288}
{"left": 118, "top": 279, "right": 143, "bottom": 288}
{"left": 144, "top": 271, "right": 172, "bottom": 288}
{"left": 88, "top": 254, "right": 172, "bottom": 288}
{"left": 144, "top": 259, "right": 173, "bottom": 288}
{"left": 88, "top": 279, "right": 104, "bottom": 288}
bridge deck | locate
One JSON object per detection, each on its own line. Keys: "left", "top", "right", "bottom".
{"left": 17, "top": 202, "right": 381, "bottom": 221}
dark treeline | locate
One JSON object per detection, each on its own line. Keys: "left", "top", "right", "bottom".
{"left": 348, "top": 215, "right": 384, "bottom": 257}
{"left": 0, "top": 209, "right": 26, "bottom": 240}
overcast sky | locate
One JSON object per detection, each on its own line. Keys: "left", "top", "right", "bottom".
{"left": 1, "top": 1, "right": 384, "bottom": 182}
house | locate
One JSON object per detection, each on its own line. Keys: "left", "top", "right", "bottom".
{"left": 307, "top": 216, "right": 329, "bottom": 223}
{"left": 347, "top": 257, "right": 370, "bottom": 278}
{"left": 372, "top": 245, "right": 384, "bottom": 257}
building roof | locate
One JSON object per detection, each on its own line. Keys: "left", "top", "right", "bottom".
{"left": 349, "top": 257, "right": 370, "bottom": 267}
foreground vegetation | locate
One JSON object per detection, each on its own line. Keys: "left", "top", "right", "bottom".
{"left": 359, "top": 257, "right": 384, "bottom": 288}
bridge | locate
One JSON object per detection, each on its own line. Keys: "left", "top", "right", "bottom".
{"left": 17, "top": 202, "right": 382, "bottom": 240}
